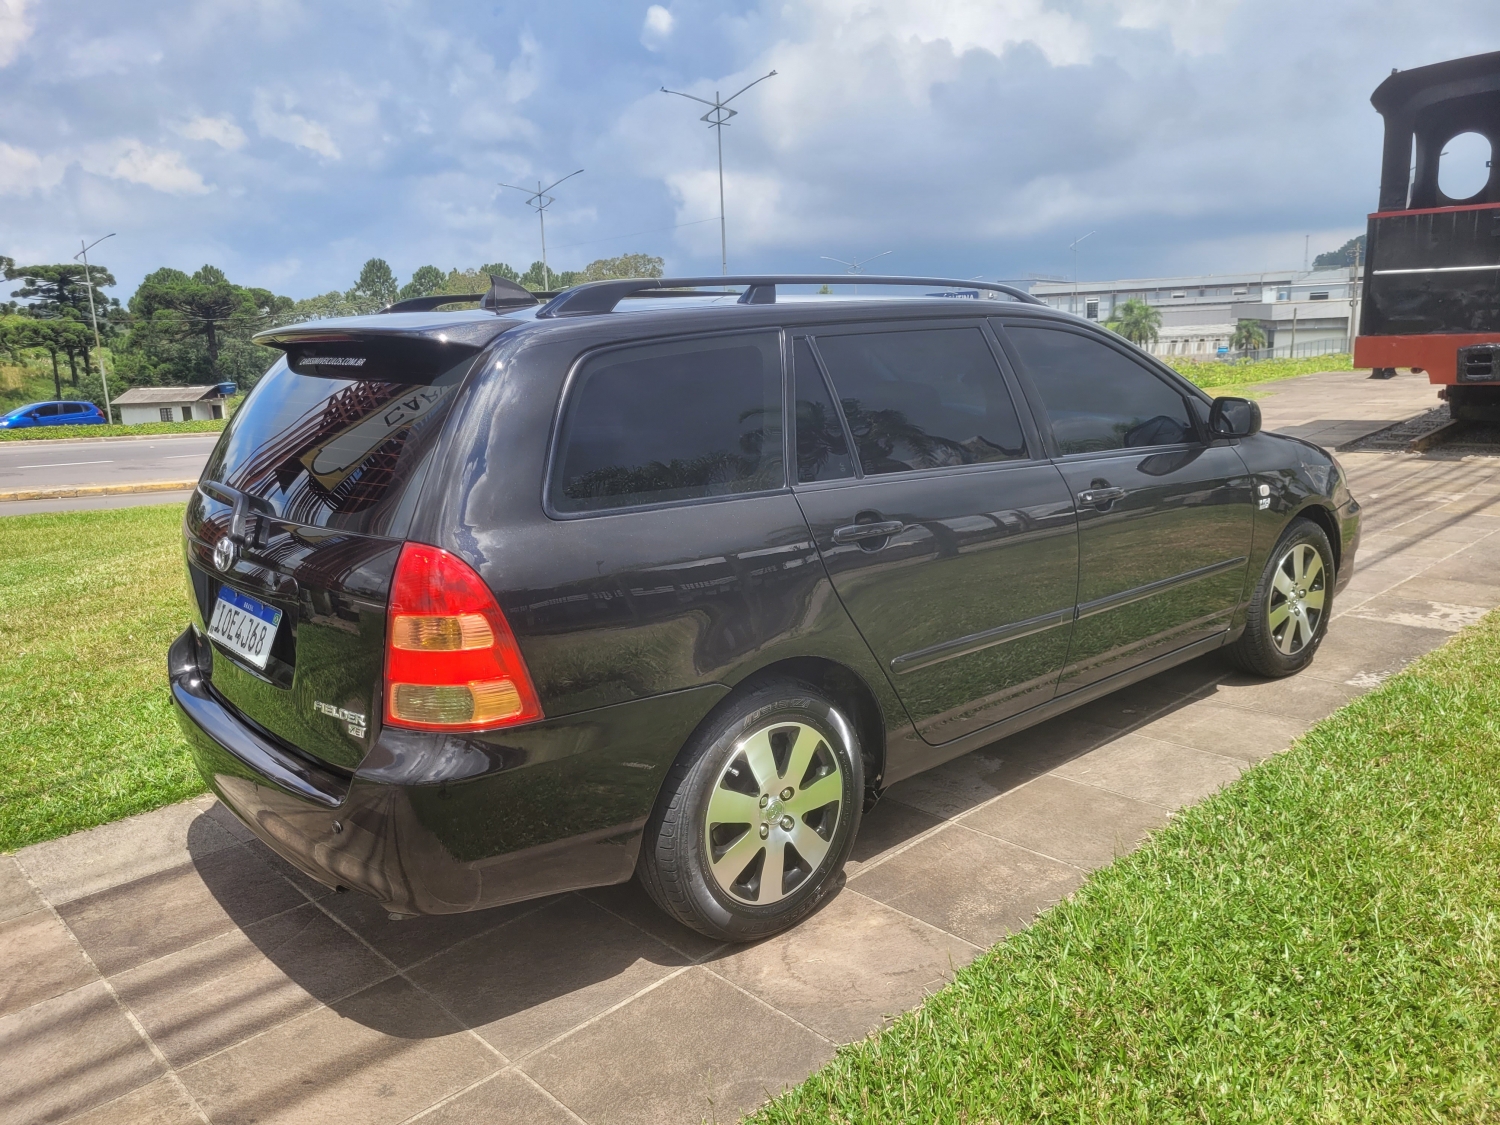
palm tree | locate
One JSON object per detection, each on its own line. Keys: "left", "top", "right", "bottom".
{"left": 1231, "top": 319, "right": 1267, "bottom": 357}
{"left": 1105, "top": 299, "right": 1162, "bottom": 347}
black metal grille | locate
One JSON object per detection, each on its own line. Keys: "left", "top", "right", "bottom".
{"left": 1459, "top": 344, "right": 1500, "bottom": 382}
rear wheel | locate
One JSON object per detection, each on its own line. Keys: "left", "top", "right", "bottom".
{"left": 1226, "top": 518, "right": 1334, "bottom": 677}
{"left": 1448, "top": 384, "right": 1500, "bottom": 423}
{"left": 638, "top": 680, "right": 862, "bottom": 942}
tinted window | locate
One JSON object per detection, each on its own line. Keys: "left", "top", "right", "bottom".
{"left": 793, "top": 337, "right": 853, "bottom": 483}
{"left": 201, "top": 351, "right": 476, "bottom": 534}
{"left": 64, "top": 403, "right": 86, "bottom": 414}
{"left": 1004, "top": 327, "right": 1195, "bottom": 455}
{"left": 552, "top": 332, "right": 784, "bottom": 513}
{"left": 813, "top": 328, "right": 1026, "bottom": 476}
{"left": 36, "top": 404, "right": 61, "bottom": 417}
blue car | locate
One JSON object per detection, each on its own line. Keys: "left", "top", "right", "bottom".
{"left": 0, "top": 400, "right": 108, "bottom": 429}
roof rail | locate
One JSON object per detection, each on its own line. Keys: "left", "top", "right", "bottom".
{"left": 534, "top": 274, "right": 1043, "bottom": 318}
{"left": 382, "top": 274, "right": 539, "bottom": 314}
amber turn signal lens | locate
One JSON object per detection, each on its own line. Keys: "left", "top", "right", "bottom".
{"left": 391, "top": 679, "right": 525, "bottom": 725}
{"left": 391, "top": 613, "right": 494, "bottom": 651}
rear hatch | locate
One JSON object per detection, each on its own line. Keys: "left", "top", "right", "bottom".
{"left": 183, "top": 314, "right": 512, "bottom": 769}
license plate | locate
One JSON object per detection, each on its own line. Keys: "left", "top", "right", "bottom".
{"left": 208, "top": 587, "right": 283, "bottom": 670}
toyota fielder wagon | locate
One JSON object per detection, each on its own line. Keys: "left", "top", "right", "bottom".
{"left": 170, "top": 274, "right": 1360, "bottom": 941}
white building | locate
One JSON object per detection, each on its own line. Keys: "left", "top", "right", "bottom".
{"left": 1029, "top": 268, "right": 1359, "bottom": 359}
{"left": 113, "top": 385, "right": 232, "bottom": 426}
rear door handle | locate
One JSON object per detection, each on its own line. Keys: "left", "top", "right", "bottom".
{"left": 1077, "top": 486, "right": 1127, "bottom": 506}
{"left": 832, "top": 520, "right": 904, "bottom": 544}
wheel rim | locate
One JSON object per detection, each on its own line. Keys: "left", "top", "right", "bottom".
{"left": 704, "top": 720, "right": 845, "bottom": 906}
{"left": 1268, "top": 542, "right": 1326, "bottom": 655}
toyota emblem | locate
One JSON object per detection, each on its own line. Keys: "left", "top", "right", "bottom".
{"left": 212, "top": 536, "right": 238, "bottom": 572}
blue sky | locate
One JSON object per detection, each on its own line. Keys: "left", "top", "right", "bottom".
{"left": 0, "top": 0, "right": 1494, "bottom": 301}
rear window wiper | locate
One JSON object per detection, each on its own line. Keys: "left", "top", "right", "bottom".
{"left": 199, "top": 480, "right": 279, "bottom": 548}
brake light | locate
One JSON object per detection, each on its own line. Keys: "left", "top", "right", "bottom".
{"left": 384, "top": 543, "right": 542, "bottom": 731}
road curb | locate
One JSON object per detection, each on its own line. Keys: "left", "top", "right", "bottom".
{"left": 0, "top": 480, "right": 199, "bottom": 502}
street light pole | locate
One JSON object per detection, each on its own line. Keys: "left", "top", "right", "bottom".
{"left": 662, "top": 70, "right": 777, "bottom": 276}
{"left": 74, "top": 233, "right": 115, "bottom": 423}
{"left": 1068, "top": 231, "right": 1095, "bottom": 316}
{"left": 498, "top": 170, "right": 584, "bottom": 291}
{"left": 819, "top": 251, "right": 892, "bottom": 296}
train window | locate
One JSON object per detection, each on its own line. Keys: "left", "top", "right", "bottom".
{"left": 1439, "top": 131, "right": 1492, "bottom": 200}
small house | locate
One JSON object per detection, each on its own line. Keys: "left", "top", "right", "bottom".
{"left": 113, "top": 385, "right": 234, "bottom": 425}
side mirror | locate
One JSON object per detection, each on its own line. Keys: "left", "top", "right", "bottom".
{"left": 1209, "top": 396, "right": 1261, "bottom": 438}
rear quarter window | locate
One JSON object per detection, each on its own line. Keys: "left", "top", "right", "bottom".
{"left": 550, "top": 331, "right": 785, "bottom": 514}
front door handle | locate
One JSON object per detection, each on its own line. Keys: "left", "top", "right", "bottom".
{"left": 832, "top": 519, "right": 904, "bottom": 544}
{"left": 1077, "top": 486, "right": 1127, "bottom": 506}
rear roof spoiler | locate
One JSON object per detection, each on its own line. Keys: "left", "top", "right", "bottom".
{"left": 380, "top": 274, "right": 539, "bottom": 314}
{"left": 534, "top": 274, "right": 1044, "bottom": 318}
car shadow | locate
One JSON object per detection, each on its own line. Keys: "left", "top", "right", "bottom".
{"left": 185, "top": 649, "right": 1245, "bottom": 1043}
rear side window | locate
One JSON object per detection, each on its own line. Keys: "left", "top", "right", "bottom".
{"left": 793, "top": 337, "right": 854, "bottom": 483}
{"left": 813, "top": 327, "right": 1027, "bottom": 476}
{"left": 1003, "top": 326, "right": 1195, "bottom": 455}
{"left": 551, "top": 331, "right": 784, "bottom": 514}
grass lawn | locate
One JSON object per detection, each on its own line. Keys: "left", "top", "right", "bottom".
{"left": 751, "top": 611, "right": 1500, "bottom": 1122}
{"left": 1169, "top": 352, "right": 1359, "bottom": 400}
{"left": 0, "top": 503, "right": 204, "bottom": 852}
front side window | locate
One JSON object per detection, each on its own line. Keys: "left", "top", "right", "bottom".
{"left": 551, "top": 331, "right": 784, "bottom": 513}
{"left": 812, "top": 327, "right": 1027, "bottom": 476}
{"left": 1002, "top": 325, "right": 1195, "bottom": 455}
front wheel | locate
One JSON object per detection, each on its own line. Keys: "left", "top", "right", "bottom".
{"left": 638, "top": 680, "right": 863, "bottom": 942}
{"left": 1226, "top": 517, "right": 1335, "bottom": 677}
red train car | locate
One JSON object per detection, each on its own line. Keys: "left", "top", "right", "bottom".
{"left": 1354, "top": 51, "right": 1500, "bottom": 420}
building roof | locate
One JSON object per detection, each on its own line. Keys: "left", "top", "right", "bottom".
{"left": 1029, "top": 268, "right": 1349, "bottom": 296}
{"left": 112, "top": 385, "right": 226, "bottom": 405}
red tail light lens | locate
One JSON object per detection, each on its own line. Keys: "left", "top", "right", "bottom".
{"left": 384, "top": 543, "right": 542, "bottom": 731}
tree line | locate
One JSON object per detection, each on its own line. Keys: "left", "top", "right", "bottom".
{"left": 0, "top": 252, "right": 664, "bottom": 405}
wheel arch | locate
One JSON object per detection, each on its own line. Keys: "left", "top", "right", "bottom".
{"left": 712, "top": 657, "right": 888, "bottom": 801}
{"left": 1291, "top": 502, "right": 1342, "bottom": 572}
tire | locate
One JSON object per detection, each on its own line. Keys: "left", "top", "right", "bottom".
{"left": 1226, "top": 517, "right": 1335, "bottom": 677}
{"left": 638, "top": 679, "right": 863, "bottom": 942}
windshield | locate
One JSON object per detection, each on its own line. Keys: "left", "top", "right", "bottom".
{"left": 200, "top": 351, "right": 478, "bottom": 537}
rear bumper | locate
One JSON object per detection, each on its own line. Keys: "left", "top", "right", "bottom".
{"left": 170, "top": 627, "right": 724, "bottom": 915}
{"left": 1354, "top": 333, "right": 1499, "bottom": 384}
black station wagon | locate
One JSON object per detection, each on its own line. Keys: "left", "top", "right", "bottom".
{"left": 170, "top": 274, "right": 1361, "bottom": 941}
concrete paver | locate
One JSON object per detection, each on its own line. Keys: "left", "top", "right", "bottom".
{"left": 848, "top": 824, "right": 1084, "bottom": 946}
{"left": 5, "top": 368, "right": 1498, "bottom": 1124}
{"left": 520, "top": 968, "right": 834, "bottom": 1125}
{"left": 711, "top": 890, "right": 977, "bottom": 1043}
{"left": 959, "top": 773, "right": 1170, "bottom": 869}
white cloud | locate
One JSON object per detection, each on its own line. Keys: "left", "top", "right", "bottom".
{"left": 0, "top": 140, "right": 61, "bottom": 195}
{"left": 180, "top": 114, "right": 248, "bottom": 149}
{"left": 0, "top": 0, "right": 30, "bottom": 67}
{"left": 253, "top": 91, "right": 341, "bottom": 159}
{"left": 641, "top": 5, "right": 673, "bottom": 49}
{"left": 108, "top": 142, "right": 212, "bottom": 194}
{"left": 1113, "top": 0, "right": 1242, "bottom": 55}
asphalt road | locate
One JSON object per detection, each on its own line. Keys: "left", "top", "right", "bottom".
{"left": 0, "top": 433, "right": 219, "bottom": 492}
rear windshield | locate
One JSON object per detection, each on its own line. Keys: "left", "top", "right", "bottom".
{"left": 200, "top": 351, "right": 478, "bottom": 536}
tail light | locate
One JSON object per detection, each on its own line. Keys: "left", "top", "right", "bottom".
{"left": 384, "top": 543, "right": 542, "bottom": 731}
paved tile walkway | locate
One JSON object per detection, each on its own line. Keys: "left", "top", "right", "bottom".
{"left": 5, "top": 371, "right": 1498, "bottom": 1125}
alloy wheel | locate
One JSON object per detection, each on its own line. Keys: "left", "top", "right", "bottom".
{"left": 704, "top": 720, "right": 845, "bottom": 905}
{"left": 1268, "top": 542, "right": 1326, "bottom": 655}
